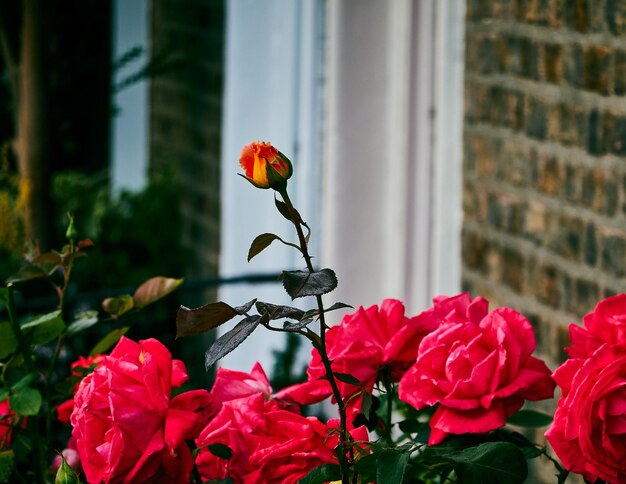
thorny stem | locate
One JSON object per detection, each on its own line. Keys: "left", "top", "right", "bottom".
{"left": 278, "top": 188, "right": 353, "bottom": 484}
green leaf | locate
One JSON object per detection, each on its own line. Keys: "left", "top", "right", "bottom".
{"left": 448, "top": 442, "right": 527, "bottom": 484}
{"left": 11, "top": 373, "right": 36, "bottom": 391}
{"left": 354, "top": 453, "right": 378, "bottom": 481}
{"left": 333, "top": 372, "right": 362, "bottom": 387}
{"left": 55, "top": 455, "right": 80, "bottom": 484}
{"left": 506, "top": 409, "right": 553, "bottom": 428}
{"left": 102, "top": 295, "right": 134, "bottom": 317}
{"left": 398, "top": 418, "right": 422, "bottom": 434}
{"left": 9, "top": 387, "right": 42, "bottom": 416}
{"left": 133, "top": 276, "right": 184, "bottom": 309}
{"left": 205, "top": 479, "right": 234, "bottom": 484}
{"left": 361, "top": 391, "right": 373, "bottom": 418}
{"left": 6, "top": 263, "right": 47, "bottom": 284}
{"left": 21, "top": 310, "right": 65, "bottom": 345}
{"left": 248, "top": 233, "right": 280, "bottom": 262}
{"left": 281, "top": 269, "right": 338, "bottom": 299}
{"left": 90, "top": 327, "right": 129, "bottom": 356}
{"left": 256, "top": 301, "right": 304, "bottom": 320}
{"left": 207, "top": 443, "right": 233, "bottom": 460}
{"left": 66, "top": 310, "right": 99, "bottom": 336}
{"left": 205, "top": 316, "right": 261, "bottom": 369}
{"left": 0, "top": 388, "right": 8, "bottom": 402}
{"left": 0, "top": 288, "right": 7, "bottom": 313}
{"left": 275, "top": 196, "right": 302, "bottom": 224}
{"left": 176, "top": 302, "right": 238, "bottom": 339}
{"left": 298, "top": 463, "right": 341, "bottom": 484}
{"left": 376, "top": 450, "right": 410, "bottom": 484}
{"left": 0, "top": 322, "right": 17, "bottom": 359}
{"left": 0, "top": 450, "right": 14, "bottom": 482}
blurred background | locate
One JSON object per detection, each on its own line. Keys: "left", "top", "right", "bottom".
{"left": 2, "top": 0, "right": 626, "bottom": 419}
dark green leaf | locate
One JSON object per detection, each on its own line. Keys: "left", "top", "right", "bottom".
{"left": 298, "top": 463, "right": 341, "bottom": 484}
{"left": 256, "top": 301, "right": 304, "bottom": 320}
{"left": 275, "top": 196, "right": 302, "bottom": 224}
{"left": 207, "top": 443, "right": 233, "bottom": 460}
{"left": 333, "top": 372, "right": 362, "bottom": 387}
{"left": 102, "top": 294, "right": 134, "bottom": 317}
{"left": 176, "top": 302, "right": 238, "bottom": 339}
{"left": 354, "top": 453, "right": 378, "bottom": 481}
{"left": 448, "top": 442, "right": 527, "bottom": 484}
{"left": 361, "top": 391, "right": 373, "bottom": 417}
{"left": 398, "top": 418, "right": 422, "bottom": 434}
{"left": 10, "top": 388, "right": 42, "bottom": 416}
{"left": 0, "top": 288, "right": 7, "bottom": 313}
{"left": 234, "top": 299, "right": 257, "bottom": 315}
{"left": 0, "top": 322, "right": 17, "bottom": 359}
{"left": 21, "top": 310, "right": 65, "bottom": 345}
{"left": 377, "top": 450, "right": 410, "bottom": 484}
{"left": 90, "top": 327, "right": 129, "bottom": 356}
{"left": 283, "top": 318, "right": 314, "bottom": 331}
{"left": 205, "top": 479, "right": 234, "bottom": 484}
{"left": 0, "top": 450, "right": 14, "bottom": 482}
{"left": 32, "top": 252, "right": 62, "bottom": 275}
{"left": 11, "top": 374, "right": 36, "bottom": 392}
{"left": 248, "top": 233, "right": 280, "bottom": 262}
{"left": 6, "top": 263, "right": 47, "bottom": 284}
{"left": 133, "top": 276, "right": 184, "bottom": 309}
{"left": 0, "top": 388, "right": 8, "bottom": 402}
{"left": 205, "top": 316, "right": 261, "bottom": 369}
{"left": 281, "top": 269, "right": 338, "bottom": 299}
{"left": 66, "top": 311, "right": 99, "bottom": 336}
{"left": 506, "top": 409, "right": 553, "bottom": 428}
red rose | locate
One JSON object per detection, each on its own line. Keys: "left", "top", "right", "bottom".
{"left": 276, "top": 299, "right": 436, "bottom": 419}
{"left": 546, "top": 343, "right": 626, "bottom": 484}
{"left": 0, "top": 399, "right": 14, "bottom": 448}
{"left": 196, "top": 393, "right": 367, "bottom": 484}
{"left": 567, "top": 294, "right": 626, "bottom": 359}
{"left": 208, "top": 362, "right": 272, "bottom": 418}
{"left": 56, "top": 354, "right": 105, "bottom": 425}
{"left": 239, "top": 141, "right": 292, "bottom": 189}
{"left": 398, "top": 295, "right": 554, "bottom": 445}
{"left": 70, "top": 337, "right": 212, "bottom": 483}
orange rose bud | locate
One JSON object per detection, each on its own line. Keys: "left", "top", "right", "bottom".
{"left": 239, "top": 141, "right": 293, "bottom": 189}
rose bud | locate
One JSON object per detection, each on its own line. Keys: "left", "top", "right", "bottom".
{"left": 239, "top": 141, "right": 292, "bottom": 189}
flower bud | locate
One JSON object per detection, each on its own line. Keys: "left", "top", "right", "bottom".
{"left": 239, "top": 141, "right": 292, "bottom": 189}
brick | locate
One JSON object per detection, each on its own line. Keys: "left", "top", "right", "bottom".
{"left": 563, "top": 164, "right": 580, "bottom": 202}
{"left": 463, "top": 230, "right": 489, "bottom": 272}
{"left": 582, "top": 45, "right": 612, "bottom": 95}
{"left": 602, "top": 233, "right": 626, "bottom": 277}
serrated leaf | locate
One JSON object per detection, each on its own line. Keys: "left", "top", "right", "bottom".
{"left": 256, "top": 301, "right": 304, "bottom": 320}
{"left": 133, "top": 277, "right": 183, "bottom": 309}
{"left": 205, "top": 316, "right": 261, "bottom": 369}
{"left": 333, "top": 372, "right": 362, "bottom": 387}
{"left": 90, "top": 327, "right": 129, "bottom": 356}
{"left": 207, "top": 443, "right": 233, "bottom": 460}
{"left": 506, "top": 409, "right": 553, "bottom": 428}
{"left": 233, "top": 299, "right": 257, "bottom": 315}
{"left": 102, "top": 295, "right": 134, "bottom": 317}
{"left": 176, "top": 302, "right": 238, "bottom": 339}
{"left": 447, "top": 442, "right": 527, "bottom": 484}
{"left": 0, "top": 322, "right": 17, "bottom": 359}
{"left": 281, "top": 269, "right": 338, "bottom": 299}
{"left": 376, "top": 450, "right": 410, "bottom": 484}
{"left": 0, "top": 450, "right": 14, "bottom": 481}
{"left": 282, "top": 318, "right": 314, "bottom": 331}
{"left": 66, "top": 311, "right": 99, "bottom": 336}
{"left": 21, "top": 310, "right": 65, "bottom": 345}
{"left": 248, "top": 233, "right": 280, "bottom": 262}
{"left": 9, "top": 388, "right": 42, "bottom": 416}
{"left": 298, "top": 463, "right": 341, "bottom": 484}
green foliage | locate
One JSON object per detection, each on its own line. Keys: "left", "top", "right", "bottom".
{"left": 281, "top": 269, "right": 338, "bottom": 299}
{"left": 204, "top": 316, "right": 262, "bottom": 369}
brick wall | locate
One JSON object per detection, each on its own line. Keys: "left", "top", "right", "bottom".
{"left": 149, "top": 0, "right": 224, "bottom": 284}
{"left": 463, "top": 0, "right": 626, "bottom": 370}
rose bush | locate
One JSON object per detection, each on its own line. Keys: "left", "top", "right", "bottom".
{"left": 70, "top": 337, "right": 212, "bottom": 483}
{"left": 398, "top": 294, "right": 555, "bottom": 445}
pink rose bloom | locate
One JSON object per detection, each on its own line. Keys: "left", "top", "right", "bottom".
{"left": 399, "top": 295, "right": 554, "bottom": 445}
{"left": 546, "top": 343, "right": 626, "bottom": 484}
{"left": 567, "top": 294, "right": 626, "bottom": 359}
{"left": 196, "top": 393, "right": 367, "bottom": 484}
{"left": 56, "top": 354, "right": 105, "bottom": 425}
{"left": 276, "top": 299, "right": 437, "bottom": 419}
{"left": 71, "top": 337, "right": 212, "bottom": 483}
{"left": 0, "top": 399, "right": 14, "bottom": 448}
{"left": 208, "top": 362, "right": 273, "bottom": 417}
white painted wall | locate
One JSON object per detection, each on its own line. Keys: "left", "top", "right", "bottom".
{"left": 218, "top": 0, "right": 324, "bottom": 372}
{"left": 111, "top": 0, "right": 148, "bottom": 192}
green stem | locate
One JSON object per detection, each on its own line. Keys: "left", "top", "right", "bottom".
{"left": 382, "top": 372, "right": 394, "bottom": 445}
{"left": 278, "top": 188, "right": 352, "bottom": 484}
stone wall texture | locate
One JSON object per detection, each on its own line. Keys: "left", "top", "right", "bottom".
{"left": 463, "top": 0, "right": 626, "bottom": 369}
{"left": 149, "top": 0, "right": 224, "bottom": 283}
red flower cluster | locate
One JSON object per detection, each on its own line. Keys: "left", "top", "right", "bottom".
{"left": 0, "top": 398, "right": 14, "bottom": 449}
{"left": 546, "top": 294, "right": 626, "bottom": 484}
